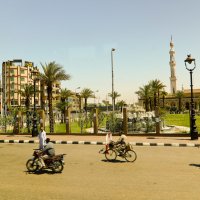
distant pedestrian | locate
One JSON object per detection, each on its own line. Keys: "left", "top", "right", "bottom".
{"left": 38, "top": 127, "right": 46, "bottom": 149}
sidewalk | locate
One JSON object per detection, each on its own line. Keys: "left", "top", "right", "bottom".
{"left": 0, "top": 134, "right": 200, "bottom": 147}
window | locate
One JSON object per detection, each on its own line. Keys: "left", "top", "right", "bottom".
{"left": 20, "top": 77, "right": 25, "bottom": 81}
{"left": 21, "top": 70, "right": 25, "bottom": 74}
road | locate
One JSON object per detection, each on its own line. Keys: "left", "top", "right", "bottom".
{"left": 0, "top": 143, "right": 200, "bottom": 200}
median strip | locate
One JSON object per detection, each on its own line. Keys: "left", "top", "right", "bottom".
{"left": 0, "top": 139, "right": 199, "bottom": 147}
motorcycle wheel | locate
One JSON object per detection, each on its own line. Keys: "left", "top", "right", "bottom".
{"left": 105, "top": 149, "right": 117, "bottom": 161}
{"left": 26, "top": 159, "right": 39, "bottom": 172}
{"left": 52, "top": 161, "right": 63, "bottom": 173}
{"left": 124, "top": 150, "right": 137, "bottom": 162}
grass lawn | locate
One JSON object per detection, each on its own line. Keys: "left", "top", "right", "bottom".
{"left": 45, "top": 121, "right": 88, "bottom": 134}
{"left": 163, "top": 113, "right": 200, "bottom": 130}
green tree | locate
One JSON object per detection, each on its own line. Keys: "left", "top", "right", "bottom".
{"left": 81, "top": 88, "right": 93, "bottom": 113}
{"left": 39, "top": 62, "right": 71, "bottom": 133}
{"left": 102, "top": 99, "right": 110, "bottom": 113}
{"left": 20, "top": 84, "right": 34, "bottom": 110}
{"left": 176, "top": 90, "right": 184, "bottom": 112}
{"left": 80, "top": 88, "right": 93, "bottom": 127}
{"left": 160, "top": 90, "right": 168, "bottom": 108}
{"left": 135, "top": 84, "right": 152, "bottom": 111}
{"left": 20, "top": 84, "right": 34, "bottom": 133}
{"left": 116, "top": 100, "right": 126, "bottom": 112}
{"left": 149, "top": 79, "right": 166, "bottom": 108}
{"left": 108, "top": 91, "right": 121, "bottom": 109}
{"left": 60, "top": 88, "right": 73, "bottom": 122}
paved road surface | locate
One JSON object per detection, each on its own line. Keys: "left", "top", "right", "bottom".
{"left": 0, "top": 143, "right": 200, "bottom": 200}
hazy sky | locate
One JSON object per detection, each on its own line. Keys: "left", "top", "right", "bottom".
{"left": 1, "top": 0, "right": 200, "bottom": 104}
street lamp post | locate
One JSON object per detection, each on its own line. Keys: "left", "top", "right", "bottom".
{"left": 75, "top": 87, "right": 80, "bottom": 119}
{"left": 111, "top": 48, "right": 115, "bottom": 112}
{"left": 32, "top": 78, "right": 39, "bottom": 137}
{"left": 111, "top": 48, "right": 116, "bottom": 134}
{"left": 184, "top": 54, "right": 198, "bottom": 140}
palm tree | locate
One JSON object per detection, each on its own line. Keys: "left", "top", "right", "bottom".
{"left": 116, "top": 100, "right": 127, "bottom": 112}
{"left": 102, "top": 100, "right": 110, "bottom": 107}
{"left": 80, "top": 88, "right": 93, "bottom": 113}
{"left": 108, "top": 91, "right": 121, "bottom": 109}
{"left": 135, "top": 84, "right": 152, "bottom": 111}
{"left": 20, "top": 84, "right": 34, "bottom": 133}
{"left": 60, "top": 88, "right": 73, "bottom": 122}
{"left": 149, "top": 79, "right": 166, "bottom": 108}
{"left": 160, "top": 90, "right": 168, "bottom": 108}
{"left": 80, "top": 88, "right": 93, "bottom": 127}
{"left": 39, "top": 62, "right": 71, "bottom": 133}
{"left": 176, "top": 90, "right": 184, "bottom": 112}
{"left": 20, "top": 84, "right": 34, "bottom": 110}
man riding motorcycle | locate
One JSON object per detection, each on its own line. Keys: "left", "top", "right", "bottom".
{"left": 39, "top": 138, "right": 55, "bottom": 168}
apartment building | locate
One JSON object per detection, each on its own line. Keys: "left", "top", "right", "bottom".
{"left": 1, "top": 60, "right": 41, "bottom": 114}
{"left": 1, "top": 59, "right": 80, "bottom": 116}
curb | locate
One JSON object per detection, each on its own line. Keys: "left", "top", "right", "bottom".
{"left": 0, "top": 139, "right": 200, "bottom": 147}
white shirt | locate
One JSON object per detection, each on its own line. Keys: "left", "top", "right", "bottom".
{"left": 38, "top": 130, "right": 46, "bottom": 149}
{"left": 105, "top": 133, "right": 112, "bottom": 145}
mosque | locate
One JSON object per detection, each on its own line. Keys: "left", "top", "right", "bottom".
{"left": 162, "top": 38, "right": 200, "bottom": 111}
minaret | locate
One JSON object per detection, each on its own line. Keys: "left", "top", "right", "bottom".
{"left": 169, "top": 36, "right": 177, "bottom": 94}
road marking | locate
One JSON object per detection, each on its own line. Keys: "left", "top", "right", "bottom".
{"left": 0, "top": 139, "right": 199, "bottom": 147}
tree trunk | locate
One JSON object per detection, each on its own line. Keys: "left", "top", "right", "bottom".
{"left": 162, "top": 96, "right": 165, "bottom": 108}
{"left": 154, "top": 92, "right": 157, "bottom": 108}
{"left": 63, "top": 106, "right": 66, "bottom": 123}
{"left": 85, "top": 98, "right": 88, "bottom": 128}
{"left": 48, "top": 91, "right": 54, "bottom": 133}
{"left": 158, "top": 90, "right": 160, "bottom": 107}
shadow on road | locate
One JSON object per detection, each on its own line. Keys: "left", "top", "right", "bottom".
{"left": 24, "top": 169, "right": 61, "bottom": 175}
{"left": 189, "top": 163, "right": 200, "bottom": 168}
{"left": 101, "top": 159, "right": 126, "bottom": 163}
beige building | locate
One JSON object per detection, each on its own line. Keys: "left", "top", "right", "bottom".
{"left": 1, "top": 59, "right": 58, "bottom": 115}
{"left": 1, "top": 60, "right": 41, "bottom": 114}
{"left": 163, "top": 89, "right": 200, "bottom": 111}
{"left": 1, "top": 59, "right": 80, "bottom": 116}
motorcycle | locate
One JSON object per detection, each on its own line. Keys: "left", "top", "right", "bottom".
{"left": 26, "top": 149, "right": 66, "bottom": 173}
{"left": 99, "top": 141, "right": 137, "bottom": 162}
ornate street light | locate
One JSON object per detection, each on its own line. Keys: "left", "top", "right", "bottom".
{"left": 75, "top": 86, "right": 80, "bottom": 112}
{"left": 184, "top": 54, "right": 198, "bottom": 140}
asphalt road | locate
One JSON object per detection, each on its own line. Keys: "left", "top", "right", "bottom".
{"left": 0, "top": 143, "right": 200, "bottom": 200}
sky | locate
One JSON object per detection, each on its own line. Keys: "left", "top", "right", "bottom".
{"left": 1, "top": 0, "right": 200, "bottom": 104}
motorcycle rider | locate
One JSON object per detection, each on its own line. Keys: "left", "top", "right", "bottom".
{"left": 115, "top": 133, "right": 127, "bottom": 156}
{"left": 39, "top": 138, "right": 55, "bottom": 168}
